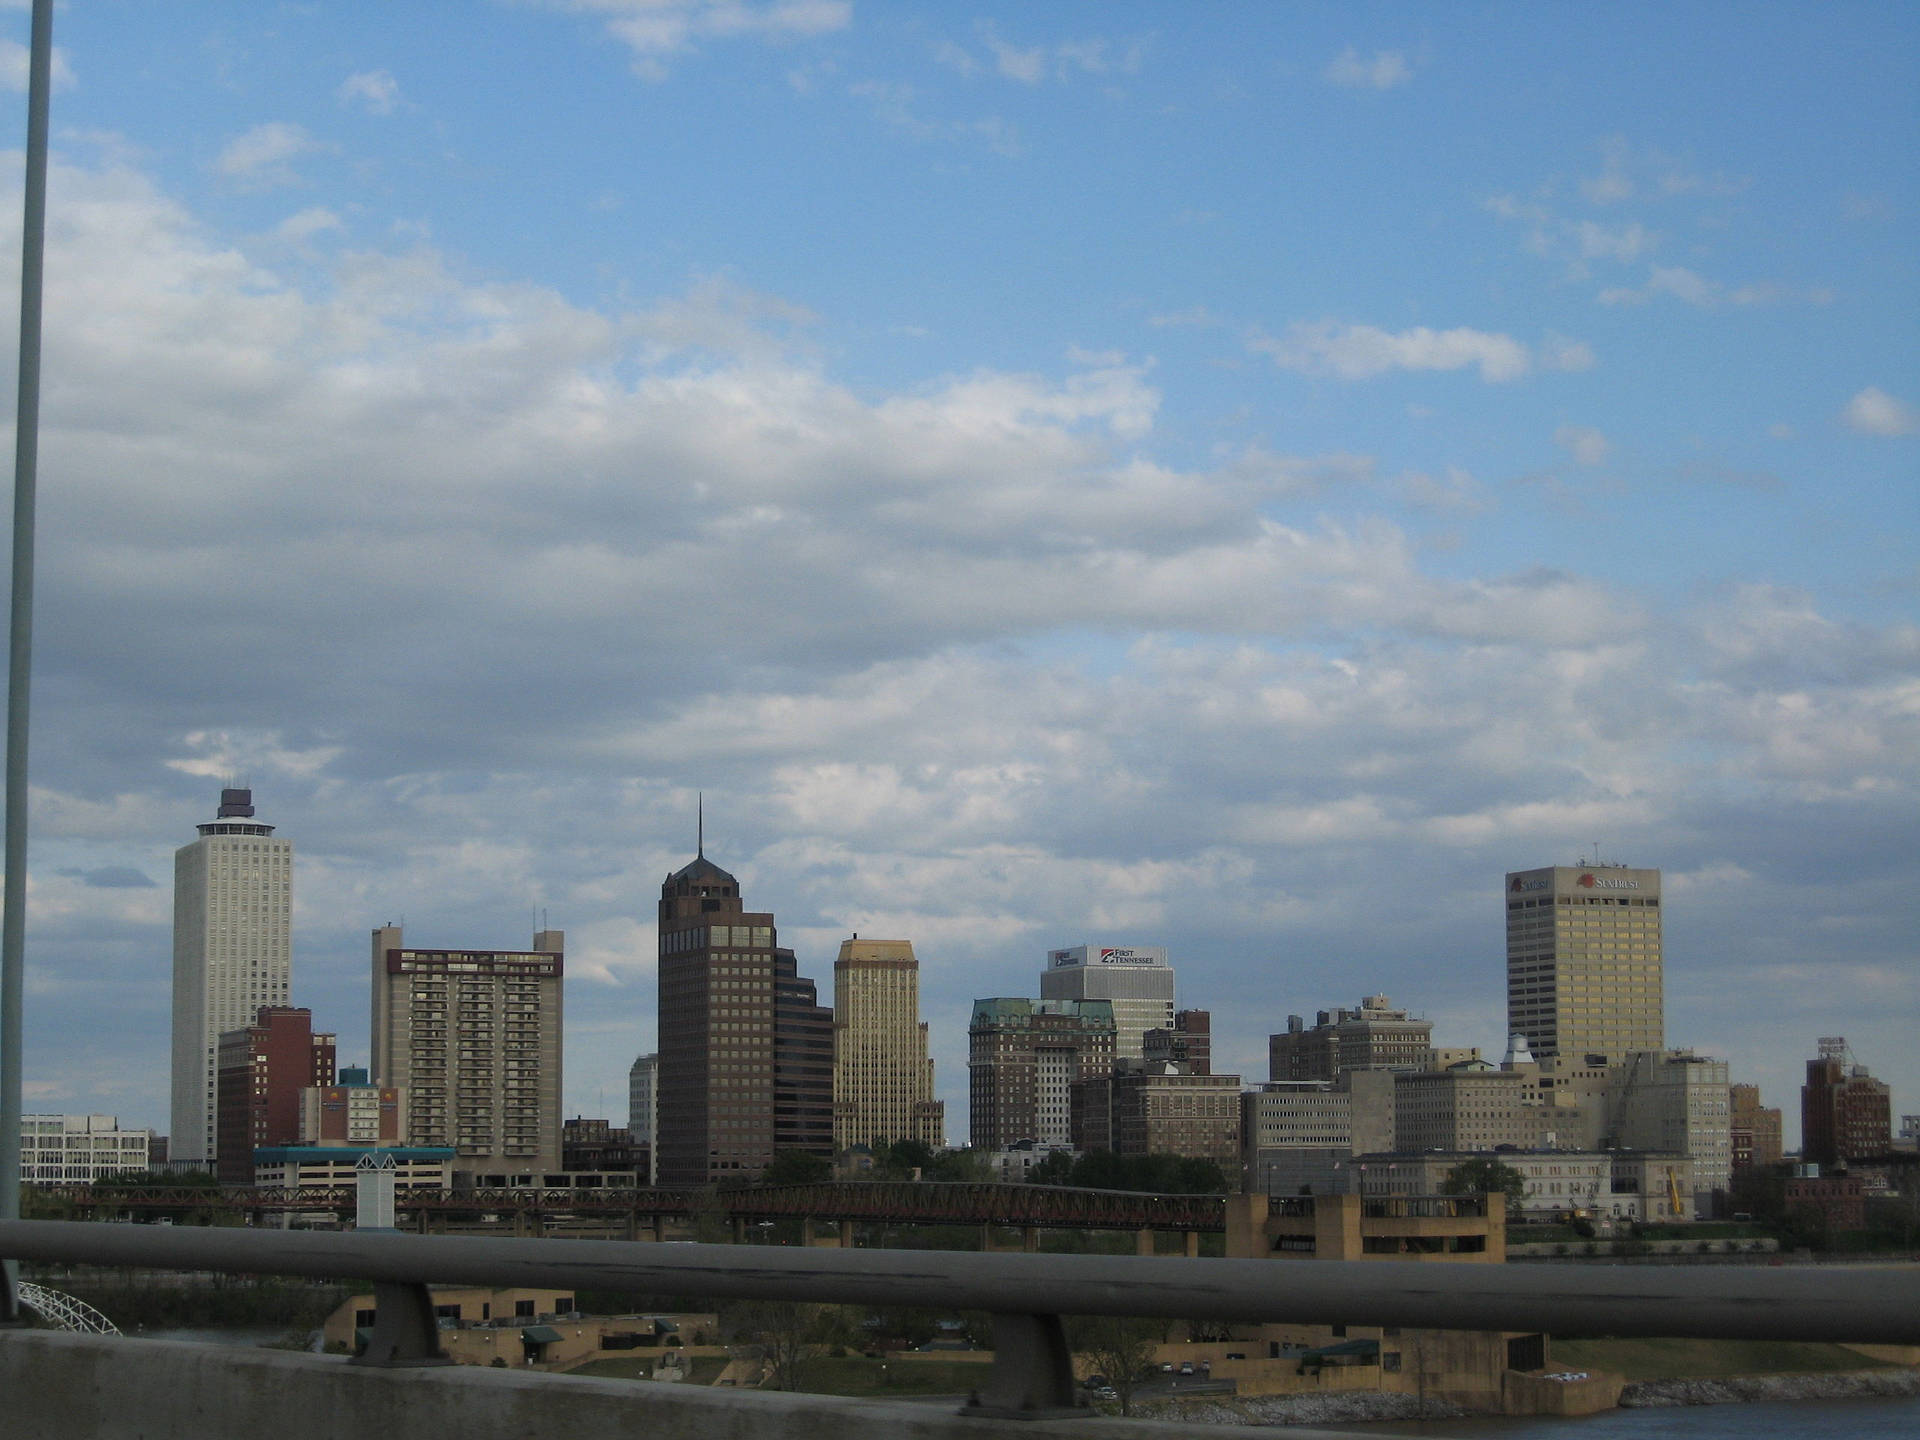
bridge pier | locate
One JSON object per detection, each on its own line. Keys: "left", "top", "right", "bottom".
{"left": 1134, "top": 1228, "right": 1155, "bottom": 1257}
{"left": 1022, "top": 1226, "right": 1039, "bottom": 1253}
{"left": 1184, "top": 1230, "right": 1200, "bottom": 1258}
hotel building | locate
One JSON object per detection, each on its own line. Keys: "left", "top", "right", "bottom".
{"left": 170, "top": 788, "right": 293, "bottom": 1167}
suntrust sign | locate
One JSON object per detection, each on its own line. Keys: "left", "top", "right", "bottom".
{"left": 1047, "top": 945, "right": 1168, "bottom": 968}
{"left": 1577, "top": 873, "right": 1640, "bottom": 891}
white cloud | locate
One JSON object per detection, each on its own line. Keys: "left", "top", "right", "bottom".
{"left": 1539, "top": 334, "right": 1597, "bottom": 372}
{"left": 276, "top": 206, "right": 344, "bottom": 243}
{"left": 215, "top": 121, "right": 327, "bottom": 188}
{"left": 338, "top": 69, "right": 400, "bottom": 115}
{"left": 1325, "top": 46, "right": 1412, "bottom": 90}
{"left": 1554, "top": 425, "right": 1610, "bottom": 467}
{"left": 979, "top": 22, "right": 1046, "bottom": 83}
{"left": 558, "top": 0, "right": 852, "bottom": 78}
{"left": 1597, "top": 265, "right": 1828, "bottom": 309}
{"left": 0, "top": 38, "right": 75, "bottom": 93}
{"left": 1580, "top": 137, "right": 1634, "bottom": 204}
{"left": 1250, "top": 322, "right": 1542, "bottom": 383}
{"left": 1844, "top": 386, "right": 1917, "bottom": 437}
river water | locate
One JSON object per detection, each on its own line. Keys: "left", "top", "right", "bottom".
{"left": 1328, "top": 1395, "right": 1920, "bottom": 1438}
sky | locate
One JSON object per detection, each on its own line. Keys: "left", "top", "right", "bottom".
{"left": 0, "top": 1, "right": 1914, "bottom": 1151}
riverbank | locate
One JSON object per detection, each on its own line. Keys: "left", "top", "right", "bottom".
{"left": 1621, "top": 1368, "right": 1920, "bottom": 1408}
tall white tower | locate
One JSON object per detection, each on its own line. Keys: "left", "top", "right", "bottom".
{"left": 169, "top": 788, "right": 292, "bottom": 1166}
{"left": 1039, "top": 945, "right": 1174, "bottom": 1061}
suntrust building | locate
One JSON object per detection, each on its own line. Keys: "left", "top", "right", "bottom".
{"left": 1505, "top": 864, "right": 1663, "bottom": 1066}
{"left": 1039, "top": 944, "right": 1175, "bottom": 1061}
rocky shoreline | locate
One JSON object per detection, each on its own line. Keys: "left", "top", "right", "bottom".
{"left": 1620, "top": 1367, "right": 1920, "bottom": 1407}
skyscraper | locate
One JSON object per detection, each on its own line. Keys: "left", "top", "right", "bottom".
{"left": 170, "top": 787, "right": 293, "bottom": 1167}
{"left": 628, "top": 1053, "right": 658, "bottom": 1183}
{"left": 655, "top": 847, "right": 778, "bottom": 1184}
{"left": 773, "top": 946, "right": 835, "bottom": 1159}
{"left": 370, "top": 925, "right": 564, "bottom": 1174}
{"left": 968, "top": 997, "right": 1116, "bottom": 1151}
{"left": 1802, "top": 1037, "right": 1892, "bottom": 1168}
{"left": 1039, "top": 945, "right": 1174, "bottom": 1061}
{"left": 1505, "top": 861, "right": 1662, "bottom": 1065}
{"left": 831, "top": 937, "right": 944, "bottom": 1153}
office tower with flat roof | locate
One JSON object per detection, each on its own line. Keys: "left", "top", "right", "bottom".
{"left": 968, "top": 997, "right": 1116, "bottom": 1151}
{"left": 170, "top": 787, "right": 293, "bottom": 1168}
{"left": 1039, "top": 945, "right": 1173, "bottom": 1061}
{"left": 773, "top": 946, "right": 835, "bottom": 1158}
{"left": 215, "top": 1006, "right": 336, "bottom": 1184}
{"left": 1729, "top": 1083, "right": 1783, "bottom": 1172}
{"left": 370, "top": 925, "right": 564, "bottom": 1174}
{"left": 655, "top": 848, "right": 778, "bottom": 1184}
{"left": 628, "top": 1053, "right": 657, "bottom": 1183}
{"left": 1505, "top": 861, "right": 1663, "bottom": 1065}
{"left": 301, "top": 1066, "right": 405, "bottom": 1147}
{"left": 832, "top": 936, "right": 944, "bottom": 1152}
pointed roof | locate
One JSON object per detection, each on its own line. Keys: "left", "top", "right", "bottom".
{"left": 667, "top": 853, "right": 736, "bottom": 886}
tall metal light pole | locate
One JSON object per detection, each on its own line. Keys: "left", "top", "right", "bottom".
{"left": 1, "top": 0, "right": 55, "bottom": 1322}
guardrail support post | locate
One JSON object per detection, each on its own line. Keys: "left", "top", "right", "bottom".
{"left": 958, "top": 1312, "right": 1089, "bottom": 1420}
{"left": 352, "top": 1281, "right": 453, "bottom": 1367}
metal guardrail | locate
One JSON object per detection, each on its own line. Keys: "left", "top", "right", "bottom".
{"left": 3, "top": 1219, "right": 1917, "bottom": 1420}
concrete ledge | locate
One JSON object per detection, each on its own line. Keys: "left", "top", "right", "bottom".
{"left": 0, "top": 1332, "right": 1376, "bottom": 1440}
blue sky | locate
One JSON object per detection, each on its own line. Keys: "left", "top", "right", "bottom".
{"left": 1, "top": 2, "right": 1915, "bottom": 1148}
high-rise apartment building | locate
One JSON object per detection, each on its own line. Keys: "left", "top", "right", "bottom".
{"left": 1505, "top": 861, "right": 1662, "bottom": 1065}
{"left": 1801, "top": 1038, "right": 1892, "bottom": 1168}
{"left": 370, "top": 926, "right": 564, "bottom": 1174}
{"left": 831, "top": 937, "right": 944, "bottom": 1152}
{"left": 968, "top": 997, "right": 1116, "bottom": 1151}
{"left": 1039, "top": 945, "right": 1174, "bottom": 1061}
{"left": 654, "top": 849, "right": 782, "bottom": 1184}
{"left": 215, "top": 1006, "right": 336, "bottom": 1184}
{"left": 1270, "top": 995, "right": 1434, "bottom": 1081}
{"left": 170, "top": 788, "right": 293, "bottom": 1168}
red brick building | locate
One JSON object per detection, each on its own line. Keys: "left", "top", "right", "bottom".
{"left": 216, "top": 1007, "right": 335, "bottom": 1184}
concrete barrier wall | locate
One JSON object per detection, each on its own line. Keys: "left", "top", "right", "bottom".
{"left": 0, "top": 1331, "right": 1323, "bottom": 1440}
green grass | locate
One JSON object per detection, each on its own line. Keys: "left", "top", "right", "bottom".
{"left": 788, "top": 1356, "right": 991, "bottom": 1397}
{"left": 568, "top": 1354, "right": 730, "bottom": 1385}
{"left": 1550, "top": 1336, "right": 1899, "bottom": 1381}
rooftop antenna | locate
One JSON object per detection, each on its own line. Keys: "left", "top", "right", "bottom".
{"left": 697, "top": 791, "right": 704, "bottom": 858}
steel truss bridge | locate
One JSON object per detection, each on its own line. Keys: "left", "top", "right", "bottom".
{"left": 35, "top": 1180, "right": 1227, "bottom": 1238}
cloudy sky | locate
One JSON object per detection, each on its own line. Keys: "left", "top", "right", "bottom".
{"left": 3, "top": 2, "right": 1914, "bottom": 1149}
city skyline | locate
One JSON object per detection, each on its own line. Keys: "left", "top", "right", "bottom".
{"left": 2, "top": 5, "right": 1912, "bottom": 1148}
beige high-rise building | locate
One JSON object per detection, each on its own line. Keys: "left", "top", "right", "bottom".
{"left": 170, "top": 788, "right": 293, "bottom": 1167}
{"left": 370, "top": 925, "right": 564, "bottom": 1174}
{"left": 1040, "top": 945, "right": 1174, "bottom": 1061}
{"left": 1505, "top": 862, "right": 1662, "bottom": 1066}
{"left": 831, "top": 937, "right": 943, "bottom": 1152}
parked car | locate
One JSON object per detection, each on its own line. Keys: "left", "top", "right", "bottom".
{"left": 1178, "top": 1361, "right": 1195, "bottom": 1376}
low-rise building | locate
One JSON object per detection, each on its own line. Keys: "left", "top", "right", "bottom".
{"left": 252, "top": 1144, "right": 456, "bottom": 1192}
{"left": 20, "top": 1115, "right": 153, "bottom": 1183}
{"left": 323, "top": 1288, "right": 719, "bottom": 1369}
{"left": 1328, "top": 1149, "right": 1696, "bottom": 1222}
{"left": 1226, "top": 1191, "right": 1506, "bottom": 1262}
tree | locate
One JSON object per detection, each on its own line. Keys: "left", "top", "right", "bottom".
{"left": 759, "top": 1150, "right": 832, "bottom": 1186}
{"left": 1068, "top": 1314, "right": 1165, "bottom": 1416}
{"left": 1026, "top": 1151, "right": 1076, "bottom": 1187}
{"left": 1438, "top": 1158, "right": 1527, "bottom": 1203}
{"left": 728, "top": 1300, "right": 847, "bottom": 1391}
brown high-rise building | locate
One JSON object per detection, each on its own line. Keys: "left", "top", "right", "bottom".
{"left": 773, "top": 946, "right": 835, "bottom": 1159}
{"left": 1801, "top": 1038, "right": 1892, "bottom": 1168}
{"left": 1729, "top": 1083, "right": 1783, "bottom": 1172}
{"left": 1143, "top": 1009, "right": 1212, "bottom": 1075}
{"left": 215, "top": 1007, "right": 335, "bottom": 1184}
{"left": 370, "top": 926, "right": 564, "bottom": 1174}
{"left": 654, "top": 846, "right": 782, "bottom": 1184}
{"left": 968, "top": 998, "right": 1116, "bottom": 1151}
